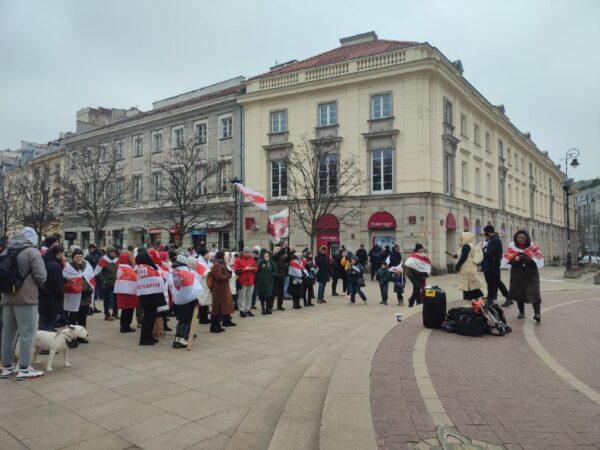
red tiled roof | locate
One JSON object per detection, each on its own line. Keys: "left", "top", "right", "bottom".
{"left": 250, "top": 39, "right": 420, "bottom": 80}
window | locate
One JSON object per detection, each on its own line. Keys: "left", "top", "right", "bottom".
{"left": 371, "top": 148, "right": 393, "bottom": 193}
{"left": 474, "top": 168, "right": 481, "bottom": 194}
{"left": 318, "top": 154, "right": 338, "bottom": 194}
{"left": 115, "top": 140, "right": 124, "bottom": 160}
{"left": 133, "top": 176, "right": 142, "bottom": 202}
{"left": 319, "top": 102, "right": 337, "bottom": 127}
{"left": 172, "top": 126, "right": 184, "bottom": 149}
{"left": 521, "top": 158, "right": 524, "bottom": 173}
{"left": 271, "top": 160, "right": 288, "bottom": 198}
{"left": 99, "top": 145, "right": 108, "bottom": 163}
{"left": 498, "top": 139, "right": 504, "bottom": 158}
{"left": 371, "top": 94, "right": 392, "bottom": 119}
{"left": 474, "top": 124, "right": 480, "bottom": 145}
{"left": 195, "top": 122, "right": 207, "bottom": 144}
{"left": 152, "top": 172, "right": 162, "bottom": 200}
{"left": 173, "top": 168, "right": 184, "bottom": 195}
{"left": 486, "top": 172, "right": 492, "bottom": 197}
{"left": 196, "top": 167, "right": 207, "bottom": 195}
{"left": 514, "top": 152, "right": 518, "bottom": 170}
{"left": 220, "top": 162, "right": 231, "bottom": 192}
{"left": 271, "top": 110, "right": 287, "bottom": 133}
{"left": 134, "top": 136, "right": 143, "bottom": 157}
{"left": 460, "top": 114, "right": 467, "bottom": 137}
{"left": 443, "top": 98, "right": 453, "bottom": 124}
{"left": 508, "top": 183, "right": 512, "bottom": 204}
{"left": 507, "top": 148, "right": 512, "bottom": 166}
{"left": 461, "top": 161, "right": 468, "bottom": 189}
{"left": 485, "top": 132, "right": 490, "bottom": 152}
{"left": 444, "top": 153, "right": 454, "bottom": 195}
{"left": 220, "top": 116, "right": 233, "bottom": 139}
{"left": 115, "top": 178, "right": 124, "bottom": 204}
{"left": 152, "top": 131, "right": 163, "bottom": 153}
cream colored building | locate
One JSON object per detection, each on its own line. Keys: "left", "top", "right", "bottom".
{"left": 239, "top": 32, "right": 573, "bottom": 273}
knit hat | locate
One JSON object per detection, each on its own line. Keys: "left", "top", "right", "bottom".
{"left": 72, "top": 248, "right": 84, "bottom": 257}
{"left": 483, "top": 225, "right": 495, "bottom": 234}
{"left": 243, "top": 247, "right": 251, "bottom": 253}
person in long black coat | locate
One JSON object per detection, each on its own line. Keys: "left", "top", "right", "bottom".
{"left": 135, "top": 251, "right": 163, "bottom": 345}
{"left": 315, "top": 246, "right": 330, "bottom": 303}
{"left": 272, "top": 243, "right": 289, "bottom": 310}
{"left": 38, "top": 245, "right": 65, "bottom": 331}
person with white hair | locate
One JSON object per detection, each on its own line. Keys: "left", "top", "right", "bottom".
{"left": 1, "top": 227, "right": 47, "bottom": 380}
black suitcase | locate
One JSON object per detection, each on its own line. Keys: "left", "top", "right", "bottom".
{"left": 422, "top": 286, "right": 446, "bottom": 328}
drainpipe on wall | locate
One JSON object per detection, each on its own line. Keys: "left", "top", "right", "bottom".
{"left": 238, "top": 105, "right": 245, "bottom": 251}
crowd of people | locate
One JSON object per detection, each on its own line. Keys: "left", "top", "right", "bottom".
{"left": 0, "top": 224, "right": 544, "bottom": 380}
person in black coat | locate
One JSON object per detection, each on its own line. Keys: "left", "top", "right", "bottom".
{"left": 389, "top": 245, "right": 402, "bottom": 267}
{"left": 330, "top": 250, "right": 343, "bottom": 296}
{"left": 135, "top": 251, "right": 163, "bottom": 346}
{"left": 356, "top": 245, "right": 368, "bottom": 267}
{"left": 38, "top": 245, "right": 65, "bottom": 331}
{"left": 482, "top": 225, "right": 510, "bottom": 306}
{"left": 272, "top": 243, "right": 289, "bottom": 310}
{"left": 315, "top": 245, "right": 330, "bottom": 303}
{"left": 368, "top": 245, "right": 383, "bottom": 281}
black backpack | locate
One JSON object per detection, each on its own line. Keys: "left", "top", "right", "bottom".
{"left": 0, "top": 247, "right": 32, "bottom": 294}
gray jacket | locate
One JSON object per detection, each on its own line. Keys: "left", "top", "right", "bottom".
{"left": 1, "top": 234, "right": 47, "bottom": 306}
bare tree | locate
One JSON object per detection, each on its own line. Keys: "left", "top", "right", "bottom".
{"left": 0, "top": 176, "right": 20, "bottom": 239}
{"left": 15, "top": 165, "right": 59, "bottom": 243}
{"left": 64, "top": 143, "right": 127, "bottom": 244}
{"left": 153, "top": 137, "right": 224, "bottom": 247}
{"left": 287, "top": 137, "right": 364, "bottom": 250}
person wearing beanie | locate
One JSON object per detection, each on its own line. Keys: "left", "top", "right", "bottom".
{"left": 0, "top": 227, "right": 47, "bottom": 380}
{"left": 38, "top": 244, "right": 65, "bottom": 331}
{"left": 101, "top": 246, "right": 119, "bottom": 321}
{"left": 233, "top": 247, "right": 257, "bottom": 317}
{"left": 209, "top": 251, "right": 235, "bottom": 332}
{"left": 315, "top": 245, "right": 330, "bottom": 304}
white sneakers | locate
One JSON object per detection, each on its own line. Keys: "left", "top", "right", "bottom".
{"left": 0, "top": 365, "right": 44, "bottom": 380}
{"left": 16, "top": 366, "right": 44, "bottom": 380}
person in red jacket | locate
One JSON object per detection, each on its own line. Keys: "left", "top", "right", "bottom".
{"left": 233, "top": 247, "right": 257, "bottom": 318}
{"left": 114, "top": 252, "right": 139, "bottom": 333}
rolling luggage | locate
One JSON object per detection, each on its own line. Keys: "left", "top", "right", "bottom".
{"left": 422, "top": 286, "right": 446, "bottom": 329}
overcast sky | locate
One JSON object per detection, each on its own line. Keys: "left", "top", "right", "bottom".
{"left": 1, "top": 0, "right": 598, "bottom": 180}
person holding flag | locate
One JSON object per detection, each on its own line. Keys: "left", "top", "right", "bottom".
{"left": 114, "top": 252, "right": 138, "bottom": 333}
{"left": 98, "top": 246, "right": 119, "bottom": 321}
{"left": 288, "top": 252, "right": 306, "bottom": 309}
{"left": 501, "top": 229, "right": 544, "bottom": 322}
{"left": 403, "top": 244, "right": 431, "bottom": 308}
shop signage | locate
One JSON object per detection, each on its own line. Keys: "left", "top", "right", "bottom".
{"left": 148, "top": 228, "right": 162, "bottom": 235}
{"left": 191, "top": 228, "right": 207, "bottom": 237}
{"left": 408, "top": 216, "right": 417, "bottom": 225}
{"left": 368, "top": 212, "right": 396, "bottom": 230}
{"left": 64, "top": 231, "right": 77, "bottom": 241}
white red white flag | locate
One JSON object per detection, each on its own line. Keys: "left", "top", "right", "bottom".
{"left": 94, "top": 255, "right": 118, "bottom": 276}
{"left": 136, "top": 264, "right": 165, "bottom": 296}
{"left": 234, "top": 182, "right": 267, "bottom": 211}
{"left": 288, "top": 259, "right": 306, "bottom": 278}
{"left": 404, "top": 252, "right": 432, "bottom": 275}
{"left": 196, "top": 255, "right": 210, "bottom": 276}
{"left": 501, "top": 242, "right": 544, "bottom": 269}
{"left": 167, "top": 267, "right": 203, "bottom": 305}
{"left": 267, "top": 208, "right": 289, "bottom": 244}
{"left": 63, "top": 263, "right": 83, "bottom": 312}
{"left": 83, "top": 262, "right": 96, "bottom": 292}
{"left": 114, "top": 264, "right": 137, "bottom": 295}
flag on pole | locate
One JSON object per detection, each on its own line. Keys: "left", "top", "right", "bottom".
{"left": 234, "top": 182, "right": 267, "bottom": 211}
{"left": 267, "top": 208, "right": 289, "bottom": 244}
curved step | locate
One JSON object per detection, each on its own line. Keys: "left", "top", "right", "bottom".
{"left": 267, "top": 333, "right": 347, "bottom": 450}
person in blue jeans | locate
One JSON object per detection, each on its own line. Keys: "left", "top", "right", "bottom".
{"left": 347, "top": 256, "right": 367, "bottom": 304}
{"left": 314, "top": 245, "right": 330, "bottom": 303}
{"left": 100, "top": 246, "right": 118, "bottom": 321}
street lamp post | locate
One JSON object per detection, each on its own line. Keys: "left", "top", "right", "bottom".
{"left": 230, "top": 177, "right": 242, "bottom": 251}
{"left": 562, "top": 148, "right": 580, "bottom": 270}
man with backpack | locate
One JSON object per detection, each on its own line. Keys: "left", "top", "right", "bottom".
{"left": 0, "top": 227, "right": 47, "bottom": 380}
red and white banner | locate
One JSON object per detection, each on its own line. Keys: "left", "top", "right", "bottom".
{"left": 405, "top": 252, "right": 432, "bottom": 275}
{"left": 94, "top": 255, "right": 118, "bottom": 276}
{"left": 114, "top": 264, "right": 137, "bottom": 295}
{"left": 234, "top": 182, "right": 267, "bottom": 211}
{"left": 167, "top": 267, "right": 203, "bottom": 305}
{"left": 267, "top": 208, "right": 289, "bottom": 244}
{"left": 196, "top": 255, "right": 210, "bottom": 276}
{"left": 501, "top": 242, "right": 544, "bottom": 269}
{"left": 63, "top": 263, "right": 83, "bottom": 312}
{"left": 136, "top": 264, "right": 165, "bottom": 296}
{"left": 288, "top": 259, "right": 306, "bottom": 278}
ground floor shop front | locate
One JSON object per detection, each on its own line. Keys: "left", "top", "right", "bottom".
{"left": 242, "top": 193, "right": 573, "bottom": 274}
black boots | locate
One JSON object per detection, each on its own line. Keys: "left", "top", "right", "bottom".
{"left": 210, "top": 323, "right": 225, "bottom": 333}
{"left": 261, "top": 299, "right": 267, "bottom": 315}
{"left": 533, "top": 303, "right": 541, "bottom": 323}
{"left": 292, "top": 298, "right": 302, "bottom": 309}
{"left": 501, "top": 298, "right": 514, "bottom": 308}
{"left": 199, "top": 306, "right": 211, "bottom": 324}
{"left": 222, "top": 315, "right": 237, "bottom": 327}
{"left": 277, "top": 298, "right": 285, "bottom": 311}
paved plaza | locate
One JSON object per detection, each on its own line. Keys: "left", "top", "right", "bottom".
{"left": 0, "top": 267, "right": 599, "bottom": 450}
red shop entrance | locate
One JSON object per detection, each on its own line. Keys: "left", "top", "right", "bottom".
{"left": 368, "top": 211, "right": 397, "bottom": 248}
{"left": 316, "top": 214, "right": 340, "bottom": 258}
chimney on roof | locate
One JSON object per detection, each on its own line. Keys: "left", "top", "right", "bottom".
{"left": 339, "top": 31, "right": 378, "bottom": 47}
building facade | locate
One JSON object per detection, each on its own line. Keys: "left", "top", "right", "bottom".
{"left": 239, "top": 32, "right": 573, "bottom": 273}
{"left": 61, "top": 77, "right": 245, "bottom": 250}
{"left": 575, "top": 178, "right": 600, "bottom": 257}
